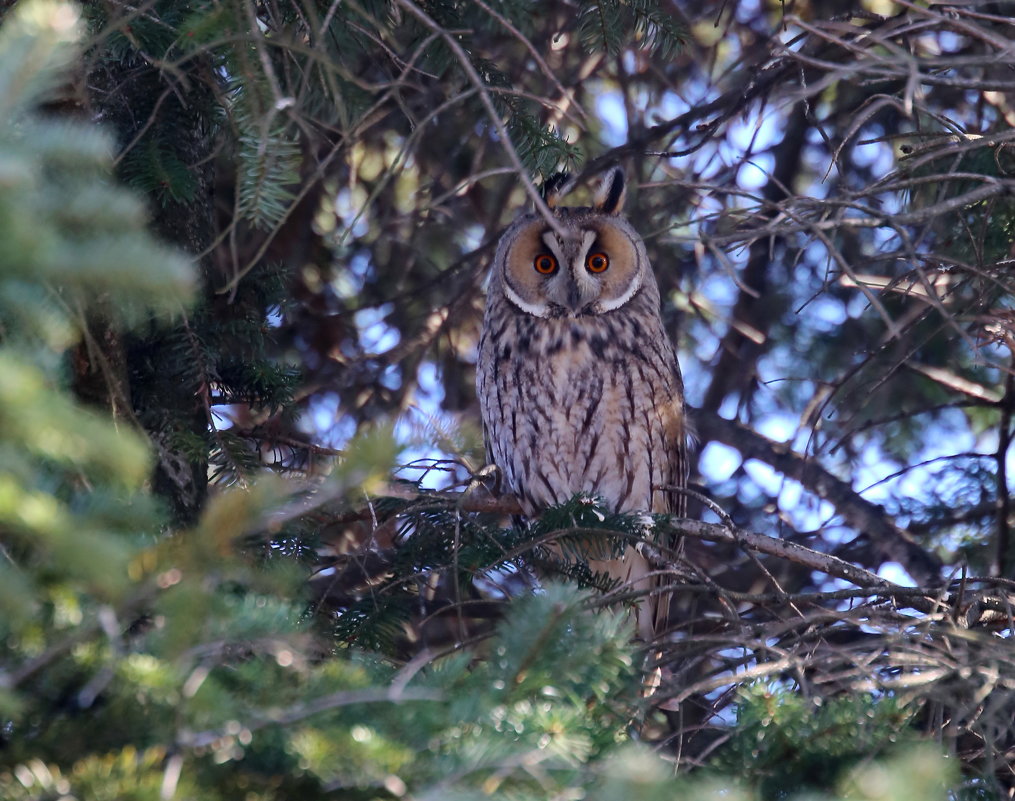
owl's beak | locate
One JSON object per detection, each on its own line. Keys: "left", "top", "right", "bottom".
{"left": 545, "top": 265, "right": 597, "bottom": 316}
{"left": 561, "top": 268, "right": 599, "bottom": 315}
{"left": 565, "top": 282, "right": 583, "bottom": 314}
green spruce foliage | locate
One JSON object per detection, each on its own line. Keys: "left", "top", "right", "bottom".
{"left": 715, "top": 686, "right": 920, "bottom": 800}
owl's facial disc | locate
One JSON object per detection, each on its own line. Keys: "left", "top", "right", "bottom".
{"left": 501, "top": 218, "right": 643, "bottom": 318}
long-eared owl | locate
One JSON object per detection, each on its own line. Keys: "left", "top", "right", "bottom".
{"left": 476, "top": 167, "right": 687, "bottom": 640}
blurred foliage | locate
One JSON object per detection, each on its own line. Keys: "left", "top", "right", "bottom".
{"left": 714, "top": 686, "right": 919, "bottom": 800}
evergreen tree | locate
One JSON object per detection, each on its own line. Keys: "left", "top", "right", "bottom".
{"left": 2, "top": 0, "right": 1013, "bottom": 797}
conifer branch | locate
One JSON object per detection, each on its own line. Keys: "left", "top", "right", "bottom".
{"left": 390, "top": 0, "right": 567, "bottom": 237}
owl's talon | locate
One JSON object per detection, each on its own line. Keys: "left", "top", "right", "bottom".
{"left": 468, "top": 463, "right": 501, "bottom": 494}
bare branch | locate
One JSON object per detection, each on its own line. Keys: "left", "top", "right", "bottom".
{"left": 695, "top": 415, "right": 944, "bottom": 584}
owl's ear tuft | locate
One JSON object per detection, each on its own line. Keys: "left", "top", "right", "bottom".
{"left": 593, "top": 166, "right": 626, "bottom": 215}
{"left": 542, "top": 172, "right": 574, "bottom": 209}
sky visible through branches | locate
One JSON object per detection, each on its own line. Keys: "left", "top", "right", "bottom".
{"left": 272, "top": 0, "right": 1012, "bottom": 593}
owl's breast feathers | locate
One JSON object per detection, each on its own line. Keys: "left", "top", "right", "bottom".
{"left": 477, "top": 287, "right": 686, "bottom": 519}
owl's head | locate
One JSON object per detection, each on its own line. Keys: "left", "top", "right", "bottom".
{"left": 491, "top": 167, "right": 653, "bottom": 318}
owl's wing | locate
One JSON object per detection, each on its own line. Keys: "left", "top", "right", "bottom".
{"left": 670, "top": 419, "right": 691, "bottom": 517}
{"left": 650, "top": 354, "right": 691, "bottom": 640}
{"left": 658, "top": 347, "right": 690, "bottom": 517}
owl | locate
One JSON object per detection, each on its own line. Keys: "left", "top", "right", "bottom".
{"left": 476, "top": 166, "right": 687, "bottom": 641}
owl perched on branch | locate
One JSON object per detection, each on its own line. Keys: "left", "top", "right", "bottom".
{"left": 476, "top": 166, "right": 688, "bottom": 640}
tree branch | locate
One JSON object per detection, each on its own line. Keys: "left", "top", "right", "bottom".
{"left": 695, "top": 415, "right": 944, "bottom": 585}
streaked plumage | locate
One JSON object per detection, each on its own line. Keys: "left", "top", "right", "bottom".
{"left": 476, "top": 167, "right": 687, "bottom": 640}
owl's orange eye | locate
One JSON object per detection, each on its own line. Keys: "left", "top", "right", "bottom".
{"left": 586, "top": 252, "right": 609, "bottom": 273}
{"left": 533, "top": 254, "right": 558, "bottom": 274}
